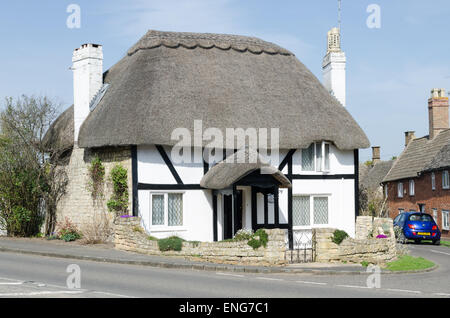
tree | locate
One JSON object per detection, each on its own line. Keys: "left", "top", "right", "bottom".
{"left": 0, "top": 95, "right": 68, "bottom": 236}
{"left": 359, "top": 185, "right": 388, "bottom": 218}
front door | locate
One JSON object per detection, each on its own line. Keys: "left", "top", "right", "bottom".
{"left": 223, "top": 190, "right": 243, "bottom": 240}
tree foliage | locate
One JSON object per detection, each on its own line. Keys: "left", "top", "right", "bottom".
{"left": 0, "top": 95, "right": 68, "bottom": 236}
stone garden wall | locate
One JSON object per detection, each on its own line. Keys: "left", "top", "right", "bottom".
{"left": 114, "top": 217, "right": 287, "bottom": 266}
{"left": 314, "top": 216, "right": 398, "bottom": 265}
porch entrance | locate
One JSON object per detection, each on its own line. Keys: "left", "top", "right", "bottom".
{"left": 223, "top": 190, "right": 243, "bottom": 240}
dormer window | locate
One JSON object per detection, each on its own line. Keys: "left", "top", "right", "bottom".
{"left": 301, "top": 142, "right": 330, "bottom": 172}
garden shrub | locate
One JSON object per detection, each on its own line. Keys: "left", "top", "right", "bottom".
{"left": 247, "top": 229, "right": 269, "bottom": 250}
{"left": 107, "top": 164, "right": 129, "bottom": 215}
{"left": 88, "top": 156, "right": 105, "bottom": 202}
{"left": 331, "top": 229, "right": 349, "bottom": 245}
{"left": 57, "top": 217, "right": 81, "bottom": 242}
{"left": 158, "top": 236, "right": 183, "bottom": 252}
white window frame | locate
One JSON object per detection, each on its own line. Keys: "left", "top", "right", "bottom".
{"left": 300, "top": 141, "right": 331, "bottom": 173}
{"left": 397, "top": 182, "right": 404, "bottom": 198}
{"left": 431, "top": 172, "right": 436, "bottom": 191}
{"left": 409, "top": 179, "right": 415, "bottom": 196}
{"left": 443, "top": 170, "right": 449, "bottom": 190}
{"left": 432, "top": 208, "right": 438, "bottom": 223}
{"left": 149, "top": 192, "right": 185, "bottom": 231}
{"left": 442, "top": 210, "right": 450, "bottom": 231}
{"left": 292, "top": 194, "right": 330, "bottom": 230}
{"left": 384, "top": 184, "right": 388, "bottom": 198}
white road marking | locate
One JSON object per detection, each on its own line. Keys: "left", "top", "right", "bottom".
{"left": 433, "top": 293, "right": 450, "bottom": 297}
{"left": 255, "top": 277, "right": 283, "bottom": 281}
{"left": 91, "top": 291, "right": 135, "bottom": 298}
{"left": 336, "top": 284, "right": 371, "bottom": 289}
{"left": 430, "top": 249, "right": 450, "bottom": 256}
{"left": 0, "top": 290, "right": 84, "bottom": 297}
{"left": 296, "top": 281, "right": 327, "bottom": 286}
{"left": 216, "top": 272, "right": 245, "bottom": 278}
{"left": 386, "top": 288, "right": 421, "bottom": 294}
{"left": 0, "top": 282, "right": 23, "bottom": 285}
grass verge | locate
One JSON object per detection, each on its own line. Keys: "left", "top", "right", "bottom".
{"left": 440, "top": 240, "right": 450, "bottom": 248}
{"left": 384, "top": 255, "right": 435, "bottom": 272}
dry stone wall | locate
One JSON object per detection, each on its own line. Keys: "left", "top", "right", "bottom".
{"left": 115, "top": 217, "right": 287, "bottom": 266}
{"left": 315, "top": 216, "right": 398, "bottom": 265}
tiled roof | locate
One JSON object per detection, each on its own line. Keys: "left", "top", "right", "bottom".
{"left": 383, "top": 129, "right": 450, "bottom": 182}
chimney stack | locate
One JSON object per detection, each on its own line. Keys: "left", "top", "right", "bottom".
{"left": 404, "top": 131, "right": 416, "bottom": 147}
{"left": 72, "top": 43, "right": 103, "bottom": 143}
{"left": 371, "top": 146, "right": 381, "bottom": 165}
{"left": 428, "top": 88, "right": 449, "bottom": 140}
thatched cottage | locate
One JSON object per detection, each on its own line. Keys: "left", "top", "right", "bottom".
{"left": 44, "top": 30, "right": 369, "bottom": 247}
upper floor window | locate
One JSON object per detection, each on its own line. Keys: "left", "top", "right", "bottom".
{"left": 443, "top": 170, "right": 449, "bottom": 189}
{"left": 301, "top": 142, "right": 330, "bottom": 172}
{"left": 384, "top": 184, "right": 388, "bottom": 198}
{"left": 431, "top": 172, "right": 436, "bottom": 191}
{"left": 397, "top": 182, "right": 404, "bottom": 198}
{"left": 409, "top": 179, "right": 415, "bottom": 196}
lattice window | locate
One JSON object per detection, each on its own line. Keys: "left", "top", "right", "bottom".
{"left": 168, "top": 193, "right": 183, "bottom": 226}
{"left": 313, "top": 197, "right": 328, "bottom": 225}
{"left": 302, "top": 144, "right": 314, "bottom": 171}
{"left": 293, "top": 196, "right": 310, "bottom": 226}
{"left": 152, "top": 194, "right": 164, "bottom": 225}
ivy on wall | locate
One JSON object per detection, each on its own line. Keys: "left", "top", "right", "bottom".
{"left": 107, "top": 164, "right": 129, "bottom": 216}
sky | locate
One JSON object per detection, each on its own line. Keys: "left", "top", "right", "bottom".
{"left": 0, "top": 0, "right": 449, "bottom": 162}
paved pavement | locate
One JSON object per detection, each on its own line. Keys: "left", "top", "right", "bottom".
{"left": 0, "top": 238, "right": 448, "bottom": 298}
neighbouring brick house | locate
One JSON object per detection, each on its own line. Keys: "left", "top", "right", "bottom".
{"left": 382, "top": 89, "right": 450, "bottom": 239}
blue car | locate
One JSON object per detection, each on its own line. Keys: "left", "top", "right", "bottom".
{"left": 393, "top": 212, "right": 441, "bottom": 245}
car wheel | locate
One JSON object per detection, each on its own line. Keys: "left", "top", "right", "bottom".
{"left": 433, "top": 240, "right": 440, "bottom": 245}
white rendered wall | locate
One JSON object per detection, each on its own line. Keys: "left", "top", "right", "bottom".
{"left": 292, "top": 179, "right": 356, "bottom": 237}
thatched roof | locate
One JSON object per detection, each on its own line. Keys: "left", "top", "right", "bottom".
{"left": 383, "top": 129, "right": 450, "bottom": 182}
{"left": 48, "top": 30, "right": 369, "bottom": 150}
{"left": 200, "top": 148, "right": 291, "bottom": 189}
{"left": 42, "top": 105, "right": 74, "bottom": 152}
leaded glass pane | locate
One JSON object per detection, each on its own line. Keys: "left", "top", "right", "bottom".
{"left": 168, "top": 193, "right": 183, "bottom": 226}
{"left": 313, "top": 197, "right": 328, "bottom": 225}
{"left": 293, "top": 196, "right": 310, "bottom": 226}
{"left": 302, "top": 144, "right": 314, "bottom": 171}
{"left": 152, "top": 195, "right": 164, "bottom": 225}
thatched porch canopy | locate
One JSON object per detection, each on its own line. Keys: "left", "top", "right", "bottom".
{"left": 200, "top": 148, "right": 291, "bottom": 190}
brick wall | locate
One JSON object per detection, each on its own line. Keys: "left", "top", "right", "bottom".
{"left": 386, "top": 170, "right": 450, "bottom": 238}
{"left": 115, "top": 217, "right": 287, "bottom": 266}
{"left": 55, "top": 145, "right": 133, "bottom": 239}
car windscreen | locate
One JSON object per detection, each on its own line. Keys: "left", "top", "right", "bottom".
{"left": 408, "top": 214, "right": 433, "bottom": 222}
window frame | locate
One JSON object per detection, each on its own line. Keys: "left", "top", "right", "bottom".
{"left": 149, "top": 192, "right": 185, "bottom": 230}
{"left": 292, "top": 194, "right": 330, "bottom": 229}
{"left": 443, "top": 170, "right": 449, "bottom": 190}
{"left": 397, "top": 182, "right": 404, "bottom": 198}
{"left": 431, "top": 172, "right": 436, "bottom": 191}
{"left": 409, "top": 179, "right": 415, "bottom": 196}
{"left": 432, "top": 208, "right": 438, "bottom": 223}
{"left": 300, "top": 141, "right": 331, "bottom": 173}
{"left": 442, "top": 210, "right": 450, "bottom": 231}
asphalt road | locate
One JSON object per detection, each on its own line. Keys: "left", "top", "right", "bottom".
{"left": 0, "top": 243, "right": 449, "bottom": 298}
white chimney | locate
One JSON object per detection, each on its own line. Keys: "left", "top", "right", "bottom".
{"left": 322, "top": 27, "right": 346, "bottom": 107}
{"left": 72, "top": 43, "right": 103, "bottom": 143}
